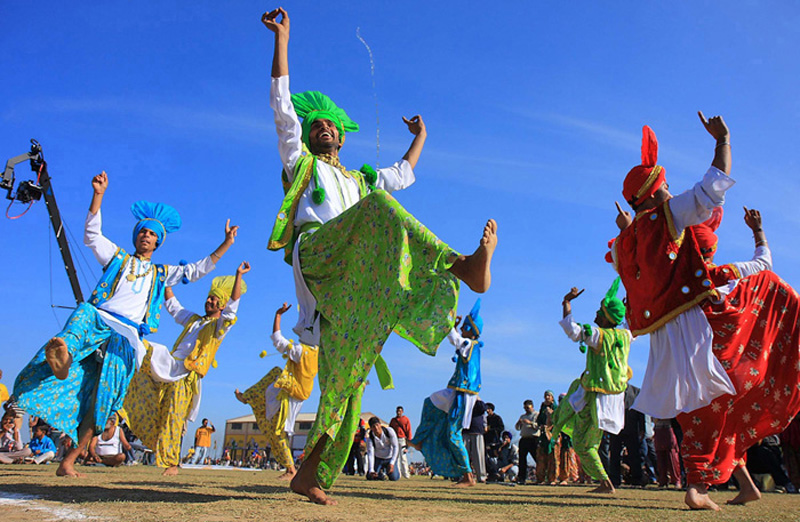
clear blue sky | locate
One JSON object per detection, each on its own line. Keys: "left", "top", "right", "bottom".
{"left": 2, "top": 2, "right": 800, "bottom": 454}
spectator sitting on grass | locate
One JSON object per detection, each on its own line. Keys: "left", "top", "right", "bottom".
{"left": 87, "top": 415, "right": 131, "bottom": 467}
{"left": 27, "top": 423, "right": 57, "bottom": 464}
{"left": 488, "top": 431, "right": 518, "bottom": 482}
{"left": 0, "top": 412, "right": 31, "bottom": 464}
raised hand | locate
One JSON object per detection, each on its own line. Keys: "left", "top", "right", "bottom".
{"left": 615, "top": 201, "right": 633, "bottom": 230}
{"left": 237, "top": 261, "right": 251, "bottom": 275}
{"left": 563, "top": 287, "right": 585, "bottom": 302}
{"left": 276, "top": 302, "right": 292, "bottom": 315}
{"left": 402, "top": 115, "right": 426, "bottom": 136}
{"left": 454, "top": 315, "right": 463, "bottom": 328}
{"left": 698, "top": 111, "right": 730, "bottom": 142}
{"left": 743, "top": 206, "right": 762, "bottom": 231}
{"left": 92, "top": 171, "right": 108, "bottom": 194}
{"left": 225, "top": 219, "right": 239, "bottom": 244}
{"left": 262, "top": 7, "right": 289, "bottom": 37}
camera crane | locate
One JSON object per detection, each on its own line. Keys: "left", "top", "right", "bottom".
{"left": 2, "top": 140, "right": 84, "bottom": 305}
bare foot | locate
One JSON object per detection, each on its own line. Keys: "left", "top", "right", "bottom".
{"left": 726, "top": 466, "right": 761, "bottom": 505}
{"left": 685, "top": 483, "right": 720, "bottom": 511}
{"left": 454, "top": 472, "right": 476, "bottom": 487}
{"left": 162, "top": 466, "right": 179, "bottom": 476}
{"left": 56, "top": 461, "right": 86, "bottom": 478}
{"left": 234, "top": 389, "right": 246, "bottom": 404}
{"left": 407, "top": 440, "right": 421, "bottom": 451}
{"left": 449, "top": 219, "right": 498, "bottom": 293}
{"left": 45, "top": 337, "right": 72, "bottom": 380}
{"left": 277, "top": 467, "right": 296, "bottom": 481}
{"left": 290, "top": 463, "right": 337, "bottom": 505}
{"left": 589, "top": 479, "right": 616, "bottom": 494}
{"left": 558, "top": 480, "right": 569, "bottom": 486}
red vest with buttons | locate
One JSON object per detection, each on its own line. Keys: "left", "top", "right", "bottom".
{"left": 615, "top": 200, "right": 718, "bottom": 336}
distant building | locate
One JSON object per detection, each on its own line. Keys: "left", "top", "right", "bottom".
{"left": 223, "top": 411, "right": 385, "bottom": 462}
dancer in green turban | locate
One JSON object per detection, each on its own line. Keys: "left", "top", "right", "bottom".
{"left": 550, "top": 278, "right": 633, "bottom": 494}
{"left": 262, "top": 8, "right": 498, "bottom": 505}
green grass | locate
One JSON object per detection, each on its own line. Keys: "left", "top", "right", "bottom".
{"left": 0, "top": 465, "right": 798, "bottom": 521}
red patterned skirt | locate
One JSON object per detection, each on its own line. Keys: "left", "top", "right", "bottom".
{"left": 677, "top": 270, "right": 800, "bottom": 485}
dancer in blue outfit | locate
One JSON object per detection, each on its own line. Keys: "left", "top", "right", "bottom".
{"left": 13, "top": 171, "right": 237, "bottom": 477}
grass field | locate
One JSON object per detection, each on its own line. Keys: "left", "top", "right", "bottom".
{"left": 1, "top": 465, "right": 798, "bottom": 522}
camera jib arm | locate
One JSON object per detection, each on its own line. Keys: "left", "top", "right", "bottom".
{"left": 2, "top": 140, "right": 84, "bottom": 305}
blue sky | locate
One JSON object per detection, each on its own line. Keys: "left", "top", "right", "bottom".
{"left": 2, "top": 2, "right": 800, "bottom": 454}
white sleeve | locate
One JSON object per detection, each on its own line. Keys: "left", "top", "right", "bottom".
{"left": 270, "top": 75, "right": 304, "bottom": 180}
{"left": 164, "top": 296, "right": 195, "bottom": 326}
{"left": 732, "top": 245, "right": 773, "bottom": 278}
{"left": 387, "top": 427, "right": 399, "bottom": 465}
{"left": 84, "top": 210, "right": 118, "bottom": 266}
{"left": 447, "top": 328, "right": 473, "bottom": 358}
{"left": 271, "top": 330, "right": 293, "bottom": 355}
{"left": 374, "top": 160, "right": 416, "bottom": 193}
{"left": 669, "top": 167, "right": 736, "bottom": 232}
{"left": 164, "top": 257, "right": 215, "bottom": 287}
{"left": 366, "top": 437, "right": 375, "bottom": 473}
{"left": 221, "top": 298, "right": 239, "bottom": 320}
{"left": 558, "top": 314, "right": 601, "bottom": 348}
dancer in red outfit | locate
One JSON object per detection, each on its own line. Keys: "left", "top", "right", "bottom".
{"left": 611, "top": 113, "right": 800, "bottom": 510}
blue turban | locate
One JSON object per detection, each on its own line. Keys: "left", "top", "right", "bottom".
{"left": 462, "top": 298, "right": 483, "bottom": 338}
{"left": 131, "top": 200, "right": 182, "bottom": 248}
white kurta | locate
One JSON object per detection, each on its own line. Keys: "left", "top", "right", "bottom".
{"left": 270, "top": 75, "right": 416, "bottom": 345}
{"left": 83, "top": 210, "right": 215, "bottom": 368}
{"left": 429, "top": 329, "right": 479, "bottom": 430}
{"left": 612, "top": 167, "right": 739, "bottom": 419}
{"left": 264, "top": 330, "right": 305, "bottom": 435}
{"left": 559, "top": 314, "right": 628, "bottom": 435}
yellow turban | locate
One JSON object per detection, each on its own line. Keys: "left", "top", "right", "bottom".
{"left": 208, "top": 275, "right": 247, "bottom": 309}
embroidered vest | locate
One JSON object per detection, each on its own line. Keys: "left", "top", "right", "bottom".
{"left": 267, "top": 149, "right": 371, "bottom": 265}
{"left": 615, "top": 201, "right": 718, "bottom": 336}
{"left": 88, "top": 247, "right": 167, "bottom": 336}
{"left": 273, "top": 341, "right": 319, "bottom": 401}
{"left": 447, "top": 341, "right": 483, "bottom": 395}
{"left": 175, "top": 313, "right": 237, "bottom": 377}
{"left": 580, "top": 327, "right": 632, "bottom": 394}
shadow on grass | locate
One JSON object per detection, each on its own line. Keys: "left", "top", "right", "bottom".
{"left": 0, "top": 484, "right": 243, "bottom": 504}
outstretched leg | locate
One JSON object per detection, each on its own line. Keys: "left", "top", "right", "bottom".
{"left": 45, "top": 337, "right": 72, "bottom": 381}
{"left": 448, "top": 219, "right": 498, "bottom": 293}
{"left": 290, "top": 435, "right": 337, "bottom": 505}
{"left": 726, "top": 465, "right": 761, "bottom": 505}
{"left": 56, "top": 413, "right": 93, "bottom": 478}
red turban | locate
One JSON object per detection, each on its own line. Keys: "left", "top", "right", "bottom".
{"left": 623, "top": 126, "right": 666, "bottom": 209}
{"left": 694, "top": 207, "right": 724, "bottom": 259}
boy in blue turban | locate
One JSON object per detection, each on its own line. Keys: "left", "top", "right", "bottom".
{"left": 263, "top": 8, "right": 498, "bottom": 505}
{"left": 13, "top": 171, "right": 238, "bottom": 478}
{"left": 408, "top": 300, "right": 485, "bottom": 488}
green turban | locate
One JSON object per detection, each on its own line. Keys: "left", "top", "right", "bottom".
{"left": 291, "top": 91, "right": 359, "bottom": 149}
{"left": 600, "top": 277, "right": 625, "bottom": 326}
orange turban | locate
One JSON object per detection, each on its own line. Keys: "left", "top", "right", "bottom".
{"left": 623, "top": 126, "right": 666, "bottom": 209}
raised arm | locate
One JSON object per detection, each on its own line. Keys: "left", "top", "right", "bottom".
{"left": 698, "top": 111, "right": 731, "bottom": 175}
{"left": 562, "top": 287, "right": 584, "bottom": 318}
{"left": 230, "top": 261, "right": 250, "bottom": 303}
{"left": 89, "top": 171, "right": 107, "bottom": 215}
{"left": 210, "top": 219, "right": 238, "bottom": 265}
{"left": 744, "top": 206, "right": 767, "bottom": 248}
{"left": 273, "top": 302, "right": 292, "bottom": 334}
{"left": 262, "top": 8, "right": 290, "bottom": 78}
{"left": 401, "top": 116, "right": 427, "bottom": 170}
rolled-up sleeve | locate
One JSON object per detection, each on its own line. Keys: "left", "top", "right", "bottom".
{"left": 670, "top": 167, "right": 736, "bottom": 232}
{"left": 164, "top": 257, "right": 215, "bottom": 287}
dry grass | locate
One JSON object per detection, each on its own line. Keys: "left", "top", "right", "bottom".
{"left": 0, "top": 465, "right": 798, "bottom": 522}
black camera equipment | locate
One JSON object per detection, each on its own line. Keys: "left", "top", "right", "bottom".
{"left": 3, "top": 140, "right": 84, "bottom": 305}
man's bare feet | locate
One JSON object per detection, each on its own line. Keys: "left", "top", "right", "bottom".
{"left": 455, "top": 472, "right": 476, "bottom": 487}
{"left": 290, "top": 463, "right": 337, "bottom": 505}
{"left": 277, "top": 466, "right": 296, "bottom": 481}
{"left": 45, "top": 337, "right": 71, "bottom": 380}
{"left": 407, "top": 440, "right": 421, "bottom": 451}
{"left": 56, "top": 461, "right": 85, "bottom": 478}
{"left": 162, "top": 466, "right": 179, "bottom": 476}
{"left": 589, "top": 479, "right": 615, "bottom": 494}
{"left": 234, "top": 389, "right": 246, "bottom": 404}
{"left": 685, "top": 483, "right": 720, "bottom": 511}
{"left": 727, "top": 466, "right": 761, "bottom": 505}
{"left": 449, "top": 219, "right": 498, "bottom": 293}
